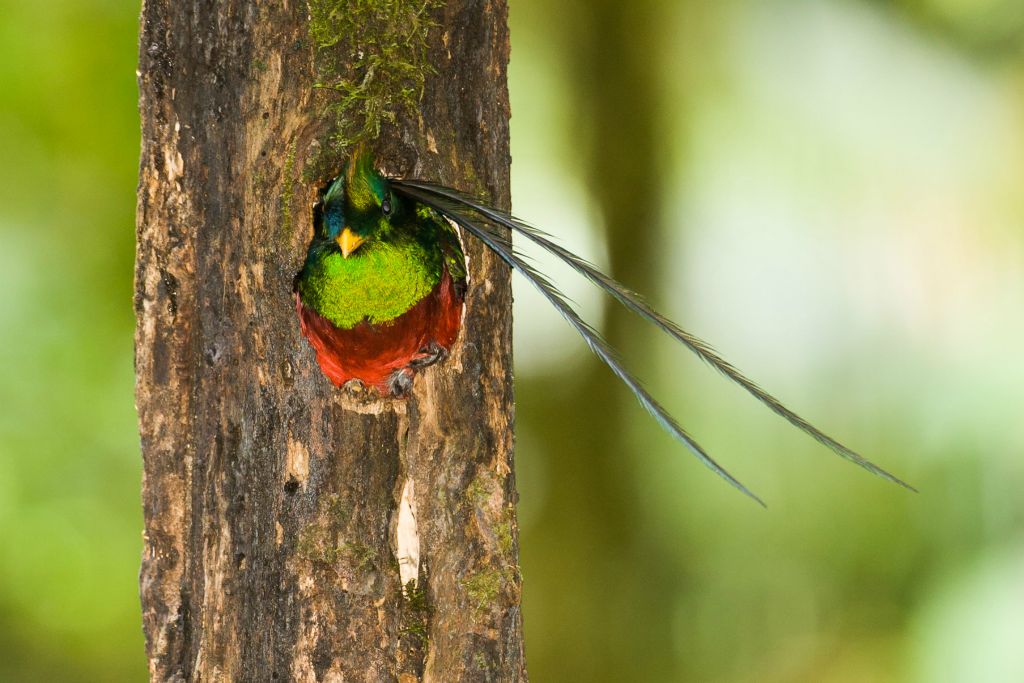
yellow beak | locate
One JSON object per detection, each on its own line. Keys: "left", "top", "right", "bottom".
{"left": 337, "top": 228, "right": 365, "bottom": 258}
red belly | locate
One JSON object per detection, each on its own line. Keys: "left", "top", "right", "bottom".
{"left": 296, "top": 268, "right": 464, "bottom": 394}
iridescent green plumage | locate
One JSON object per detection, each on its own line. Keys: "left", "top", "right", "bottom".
{"left": 299, "top": 234, "right": 444, "bottom": 329}
{"left": 296, "top": 154, "right": 464, "bottom": 330}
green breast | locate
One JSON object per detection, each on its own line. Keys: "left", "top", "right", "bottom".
{"left": 299, "top": 239, "right": 443, "bottom": 329}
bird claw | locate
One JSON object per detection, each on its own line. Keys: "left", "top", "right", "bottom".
{"left": 409, "top": 342, "right": 448, "bottom": 369}
{"left": 386, "top": 368, "right": 415, "bottom": 397}
{"left": 387, "top": 344, "right": 448, "bottom": 397}
{"left": 342, "top": 379, "right": 367, "bottom": 395}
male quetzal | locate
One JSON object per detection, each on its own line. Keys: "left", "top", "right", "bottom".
{"left": 295, "top": 151, "right": 913, "bottom": 504}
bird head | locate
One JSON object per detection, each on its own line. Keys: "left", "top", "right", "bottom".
{"left": 319, "top": 149, "right": 403, "bottom": 258}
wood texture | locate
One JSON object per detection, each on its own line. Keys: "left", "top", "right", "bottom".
{"left": 134, "top": 2, "right": 523, "bottom": 680}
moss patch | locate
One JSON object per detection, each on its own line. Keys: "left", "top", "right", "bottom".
{"left": 308, "top": 0, "right": 442, "bottom": 149}
{"left": 465, "top": 476, "right": 491, "bottom": 507}
{"left": 461, "top": 569, "right": 504, "bottom": 612}
{"left": 495, "top": 505, "right": 516, "bottom": 557}
{"left": 294, "top": 494, "right": 371, "bottom": 569}
{"left": 324, "top": 493, "right": 351, "bottom": 523}
{"left": 342, "top": 540, "right": 377, "bottom": 571}
{"left": 401, "top": 581, "right": 431, "bottom": 643}
{"left": 296, "top": 522, "right": 339, "bottom": 565}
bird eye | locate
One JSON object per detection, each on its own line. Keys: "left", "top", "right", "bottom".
{"left": 381, "top": 196, "right": 393, "bottom": 217}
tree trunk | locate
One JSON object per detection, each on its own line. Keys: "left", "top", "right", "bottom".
{"left": 134, "top": 2, "right": 523, "bottom": 681}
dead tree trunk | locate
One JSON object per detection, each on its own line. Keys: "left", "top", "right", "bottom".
{"left": 135, "top": 2, "right": 523, "bottom": 681}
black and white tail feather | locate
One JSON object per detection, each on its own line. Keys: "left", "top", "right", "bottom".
{"left": 392, "top": 179, "right": 915, "bottom": 505}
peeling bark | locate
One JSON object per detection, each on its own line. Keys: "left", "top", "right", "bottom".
{"left": 135, "top": 2, "right": 524, "bottom": 681}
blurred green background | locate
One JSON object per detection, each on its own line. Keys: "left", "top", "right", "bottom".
{"left": 1, "top": 0, "right": 1021, "bottom": 680}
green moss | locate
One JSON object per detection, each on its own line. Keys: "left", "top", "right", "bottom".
{"left": 296, "top": 523, "right": 339, "bottom": 565}
{"left": 465, "top": 475, "right": 517, "bottom": 557}
{"left": 341, "top": 541, "right": 377, "bottom": 571}
{"left": 296, "top": 529, "right": 377, "bottom": 570}
{"left": 473, "top": 652, "right": 493, "bottom": 673}
{"left": 495, "top": 506, "right": 515, "bottom": 557}
{"left": 404, "top": 581, "right": 428, "bottom": 611}
{"left": 307, "top": 0, "right": 442, "bottom": 149}
{"left": 403, "top": 619, "right": 428, "bottom": 642}
{"left": 401, "top": 581, "right": 431, "bottom": 643}
{"left": 295, "top": 495, "right": 370, "bottom": 568}
{"left": 325, "top": 493, "right": 351, "bottom": 523}
{"left": 461, "top": 569, "right": 503, "bottom": 612}
{"left": 465, "top": 476, "right": 491, "bottom": 506}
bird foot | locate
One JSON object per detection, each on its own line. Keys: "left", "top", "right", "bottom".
{"left": 409, "top": 342, "right": 448, "bottom": 369}
{"left": 387, "top": 343, "right": 449, "bottom": 397}
{"left": 342, "top": 378, "right": 368, "bottom": 396}
{"left": 386, "top": 368, "right": 415, "bottom": 397}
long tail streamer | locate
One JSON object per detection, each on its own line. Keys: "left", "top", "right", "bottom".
{"left": 393, "top": 179, "right": 914, "bottom": 502}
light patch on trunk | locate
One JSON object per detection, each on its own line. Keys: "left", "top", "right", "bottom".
{"left": 286, "top": 436, "right": 310, "bottom": 488}
{"left": 337, "top": 393, "right": 404, "bottom": 415}
{"left": 396, "top": 477, "right": 420, "bottom": 587}
{"left": 164, "top": 117, "right": 184, "bottom": 183}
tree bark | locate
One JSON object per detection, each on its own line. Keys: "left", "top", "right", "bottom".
{"left": 134, "top": 2, "right": 523, "bottom": 681}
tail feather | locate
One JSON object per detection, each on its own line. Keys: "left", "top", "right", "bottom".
{"left": 391, "top": 179, "right": 913, "bottom": 493}
{"left": 393, "top": 179, "right": 915, "bottom": 499}
{"left": 394, "top": 183, "right": 766, "bottom": 505}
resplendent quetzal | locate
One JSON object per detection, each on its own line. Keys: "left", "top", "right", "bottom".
{"left": 295, "top": 151, "right": 913, "bottom": 505}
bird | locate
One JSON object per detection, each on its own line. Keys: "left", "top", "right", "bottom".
{"left": 294, "top": 149, "right": 914, "bottom": 505}
{"left": 295, "top": 152, "right": 466, "bottom": 397}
